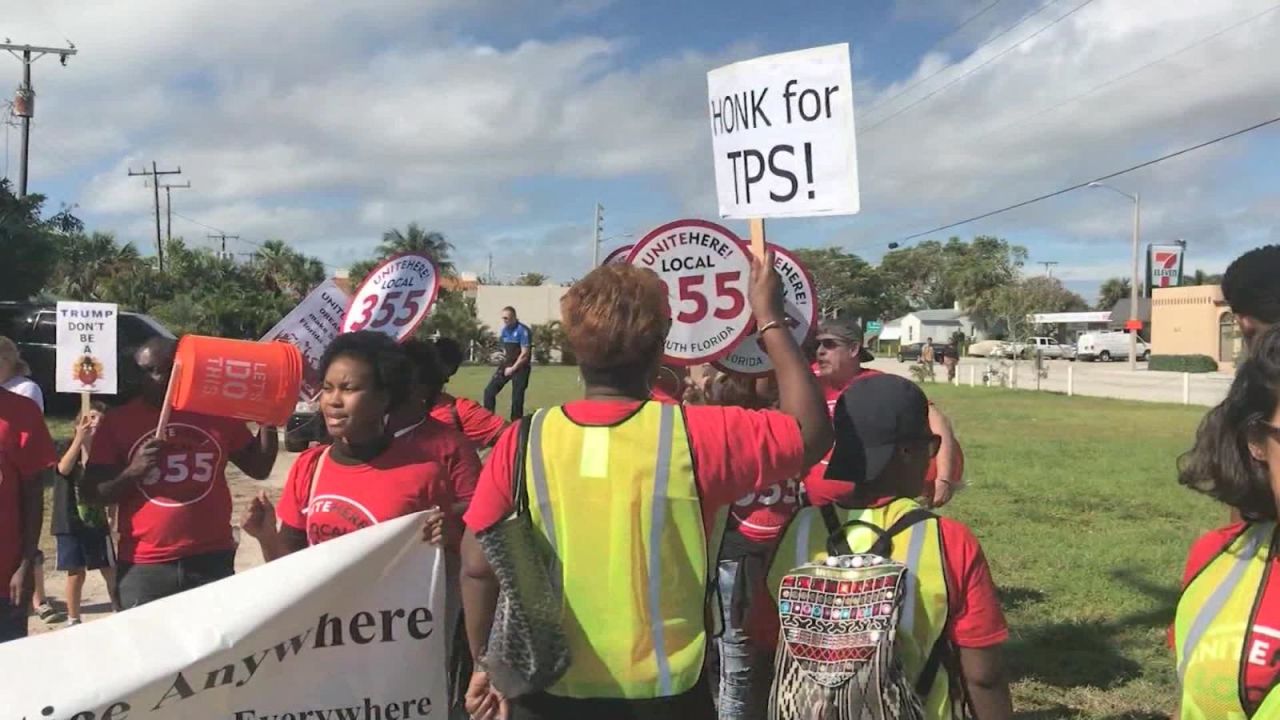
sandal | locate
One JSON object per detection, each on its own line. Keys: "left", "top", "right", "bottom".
{"left": 37, "top": 602, "right": 66, "bottom": 625}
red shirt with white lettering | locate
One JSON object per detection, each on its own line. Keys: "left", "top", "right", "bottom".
{"left": 463, "top": 400, "right": 807, "bottom": 536}
{"left": 1179, "top": 523, "right": 1280, "bottom": 710}
{"left": 87, "top": 397, "right": 253, "bottom": 564}
{"left": 0, "top": 389, "right": 56, "bottom": 601}
{"left": 278, "top": 419, "right": 481, "bottom": 546}
{"left": 430, "top": 393, "right": 507, "bottom": 449}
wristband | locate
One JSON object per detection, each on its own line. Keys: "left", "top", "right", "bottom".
{"left": 757, "top": 319, "right": 785, "bottom": 336}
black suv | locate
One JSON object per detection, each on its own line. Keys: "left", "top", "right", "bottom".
{"left": 0, "top": 301, "right": 175, "bottom": 411}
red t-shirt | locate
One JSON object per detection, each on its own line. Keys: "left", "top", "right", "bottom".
{"left": 803, "top": 368, "right": 885, "bottom": 504}
{"left": 463, "top": 400, "right": 807, "bottom": 536}
{"left": 87, "top": 397, "right": 254, "bottom": 564}
{"left": 0, "top": 389, "right": 56, "bottom": 601}
{"left": 1178, "top": 523, "right": 1280, "bottom": 710}
{"left": 773, "top": 496, "right": 1008, "bottom": 649}
{"left": 278, "top": 418, "right": 481, "bottom": 546}
{"left": 431, "top": 393, "right": 507, "bottom": 448}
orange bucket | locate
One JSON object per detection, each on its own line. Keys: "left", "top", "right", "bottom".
{"left": 171, "top": 335, "right": 303, "bottom": 426}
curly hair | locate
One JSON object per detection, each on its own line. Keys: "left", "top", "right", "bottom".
{"left": 433, "top": 337, "right": 465, "bottom": 377}
{"left": 1223, "top": 245, "right": 1280, "bottom": 325}
{"left": 320, "top": 331, "right": 412, "bottom": 412}
{"left": 561, "top": 264, "right": 670, "bottom": 377}
{"left": 402, "top": 339, "right": 447, "bottom": 396}
{"left": 1178, "top": 324, "right": 1280, "bottom": 518}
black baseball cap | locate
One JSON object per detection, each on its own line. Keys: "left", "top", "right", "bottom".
{"left": 815, "top": 318, "right": 875, "bottom": 362}
{"left": 825, "top": 374, "right": 930, "bottom": 485}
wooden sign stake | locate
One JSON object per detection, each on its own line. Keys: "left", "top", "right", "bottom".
{"left": 749, "top": 218, "right": 767, "bottom": 259}
{"left": 80, "top": 392, "right": 91, "bottom": 417}
{"left": 154, "top": 358, "right": 181, "bottom": 439}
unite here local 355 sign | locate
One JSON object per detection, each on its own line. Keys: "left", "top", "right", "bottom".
{"left": 341, "top": 253, "right": 441, "bottom": 342}
{"left": 1147, "top": 243, "right": 1186, "bottom": 294}
{"left": 261, "top": 279, "right": 351, "bottom": 400}
{"left": 55, "top": 301, "right": 119, "bottom": 395}
{"left": 707, "top": 43, "right": 860, "bottom": 219}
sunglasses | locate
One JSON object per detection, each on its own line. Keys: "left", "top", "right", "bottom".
{"left": 818, "top": 338, "right": 853, "bottom": 350}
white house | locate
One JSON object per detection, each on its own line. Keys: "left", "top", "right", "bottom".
{"left": 894, "top": 305, "right": 979, "bottom": 344}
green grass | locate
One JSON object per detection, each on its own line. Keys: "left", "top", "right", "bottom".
{"left": 451, "top": 366, "right": 1213, "bottom": 718}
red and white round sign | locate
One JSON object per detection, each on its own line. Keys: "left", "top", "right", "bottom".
{"left": 131, "top": 423, "right": 225, "bottom": 508}
{"left": 602, "top": 244, "right": 634, "bottom": 266}
{"left": 341, "top": 253, "right": 441, "bottom": 342}
{"left": 627, "top": 219, "right": 754, "bottom": 366}
{"left": 715, "top": 245, "right": 818, "bottom": 377}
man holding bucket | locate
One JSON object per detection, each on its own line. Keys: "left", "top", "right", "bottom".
{"left": 82, "top": 338, "right": 280, "bottom": 608}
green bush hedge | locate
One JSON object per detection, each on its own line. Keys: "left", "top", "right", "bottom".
{"left": 1148, "top": 354, "right": 1219, "bottom": 373}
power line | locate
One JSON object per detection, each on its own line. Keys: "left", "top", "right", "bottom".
{"left": 862, "top": 0, "right": 1099, "bottom": 134}
{"left": 863, "top": 0, "right": 1061, "bottom": 118}
{"left": 895, "top": 111, "right": 1280, "bottom": 243}
{"left": 974, "top": 2, "right": 1280, "bottom": 143}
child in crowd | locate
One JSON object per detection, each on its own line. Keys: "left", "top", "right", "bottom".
{"left": 53, "top": 401, "right": 119, "bottom": 625}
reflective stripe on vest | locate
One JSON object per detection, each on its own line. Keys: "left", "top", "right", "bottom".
{"left": 526, "top": 402, "right": 711, "bottom": 699}
{"left": 769, "top": 498, "right": 953, "bottom": 718}
{"left": 1175, "top": 522, "right": 1276, "bottom": 719}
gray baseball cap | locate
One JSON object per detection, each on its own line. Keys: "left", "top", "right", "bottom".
{"left": 815, "top": 318, "right": 875, "bottom": 362}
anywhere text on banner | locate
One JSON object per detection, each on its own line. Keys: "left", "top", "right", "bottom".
{"left": 0, "top": 513, "right": 446, "bottom": 720}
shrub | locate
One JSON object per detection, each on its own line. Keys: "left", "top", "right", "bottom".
{"left": 1148, "top": 354, "right": 1219, "bottom": 373}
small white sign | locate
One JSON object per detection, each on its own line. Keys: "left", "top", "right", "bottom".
{"left": 55, "top": 301, "right": 118, "bottom": 395}
{"left": 627, "top": 220, "right": 754, "bottom": 366}
{"left": 715, "top": 245, "right": 818, "bottom": 376}
{"left": 261, "top": 279, "right": 350, "bottom": 400}
{"left": 341, "top": 253, "right": 441, "bottom": 341}
{"left": 707, "top": 43, "right": 859, "bottom": 219}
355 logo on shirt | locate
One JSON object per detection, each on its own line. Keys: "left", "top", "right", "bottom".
{"left": 130, "top": 423, "right": 224, "bottom": 508}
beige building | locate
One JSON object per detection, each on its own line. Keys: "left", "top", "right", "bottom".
{"left": 1150, "top": 285, "right": 1241, "bottom": 369}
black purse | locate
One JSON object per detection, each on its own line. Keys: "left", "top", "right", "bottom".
{"left": 475, "top": 414, "right": 571, "bottom": 698}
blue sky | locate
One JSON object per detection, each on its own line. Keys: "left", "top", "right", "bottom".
{"left": 6, "top": 0, "right": 1280, "bottom": 303}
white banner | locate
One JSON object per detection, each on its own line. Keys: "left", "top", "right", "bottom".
{"left": 707, "top": 43, "right": 859, "bottom": 219}
{"left": 0, "top": 513, "right": 446, "bottom": 720}
{"left": 55, "top": 301, "right": 119, "bottom": 395}
{"left": 260, "top": 279, "right": 350, "bottom": 400}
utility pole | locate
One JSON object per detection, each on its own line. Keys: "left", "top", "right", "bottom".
{"left": 128, "top": 162, "right": 182, "bottom": 272}
{"left": 208, "top": 233, "right": 239, "bottom": 260}
{"left": 486, "top": 253, "right": 493, "bottom": 284}
{"left": 592, "top": 203, "right": 604, "bottom": 269}
{"left": 1040, "top": 261, "right": 1059, "bottom": 277}
{"left": 2, "top": 41, "right": 78, "bottom": 198}
{"left": 160, "top": 181, "right": 190, "bottom": 244}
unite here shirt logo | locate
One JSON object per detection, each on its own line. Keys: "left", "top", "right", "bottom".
{"left": 130, "top": 423, "right": 223, "bottom": 508}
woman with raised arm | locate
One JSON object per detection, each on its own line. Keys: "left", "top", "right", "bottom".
{"left": 460, "top": 255, "right": 831, "bottom": 720}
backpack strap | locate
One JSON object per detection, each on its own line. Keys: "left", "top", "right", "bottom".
{"left": 819, "top": 504, "right": 937, "bottom": 558}
{"left": 915, "top": 634, "right": 948, "bottom": 700}
{"left": 306, "top": 447, "right": 331, "bottom": 508}
{"left": 511, "top": 414, "right": 536, "bottom": 516}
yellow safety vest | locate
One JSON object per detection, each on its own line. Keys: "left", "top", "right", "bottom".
{"left": 1175, "top": 522, "right": 1280, "bottom": 719}
{"left": 769, "top": 497, "right": 957, "bottom": 719}
{"left": 524, "top": 402, "right": 724, "bottom": 699}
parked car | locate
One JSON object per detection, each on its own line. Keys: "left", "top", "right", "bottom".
{"left": 967, "top": 339, "right": 1004, "bottom": 358}
{"left": 284, "top": 398, "right": 327, "bottom": 453}
{"left": 0, "top": 301, "right": 175, "bottom": 410}
{"left": 897, "top": 342, "right": 951, "bottom": 363}
{"left": 1021, "top": 337, "right": 1074, "bottom": 360}
{"left": 1076, "top": 331, "right": 1150, "bottom": 362}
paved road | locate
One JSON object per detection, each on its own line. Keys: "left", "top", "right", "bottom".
{"left": 870, "top": 356, "right": 1232, "bottom": 407}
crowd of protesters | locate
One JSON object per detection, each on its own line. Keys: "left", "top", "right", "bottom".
{"left": 1, "top": 244, "right": 1278, "bottom": 718}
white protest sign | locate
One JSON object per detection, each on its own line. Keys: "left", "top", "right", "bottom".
{"left": 0, "top": 512, "right": 447, "bottom": 720}
{"left": 341, "top": 253, "right": 441, "bottom": 341}
{"left": 602, "top": 244, "right": 634, "bottom": 266}
{"left": 714, "top": 245, "right": 818, "bottom": 376}
{"left": 707, "top": 43, "right": 859, "bottom": 219}
{"left": 261, "top": 279, "right": 350, "bottom": 400}
{"left": 627, "top": 219, "right": 753, "bottom": 366}
{"left": 55, "top": 301, "right": 119, "bottom": 395}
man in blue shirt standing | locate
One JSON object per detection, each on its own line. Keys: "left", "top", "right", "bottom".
{"left": 484, "top": 306, "right": 532, "bottom": 420}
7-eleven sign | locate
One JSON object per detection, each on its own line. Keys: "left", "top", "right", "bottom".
{"left": 1147, "top": 243, "right": 1185, "bottom": 296}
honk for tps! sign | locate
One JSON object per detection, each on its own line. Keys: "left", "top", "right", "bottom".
{"left": 707, "top": 43, "right": 860, "bottom": 219}
{"left": 55, "top": 301, "right": 119, "bottom": 395}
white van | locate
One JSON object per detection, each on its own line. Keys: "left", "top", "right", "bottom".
{"left": 1076, "top": 331, "right": 1150, "bottom": 362}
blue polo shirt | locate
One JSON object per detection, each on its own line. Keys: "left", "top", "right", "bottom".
{"left": 501, "top": 322, "right": 532, "bottom": 367}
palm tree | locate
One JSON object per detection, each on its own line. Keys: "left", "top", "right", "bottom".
{"left": 1096, "top": 277, "right": 1131, "bottom": 311}
{"left": 51, "top": 232, "right": 142, "bottom": 300}
{"left": 375, "top": 224, "right": 456, "bottom": 277}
